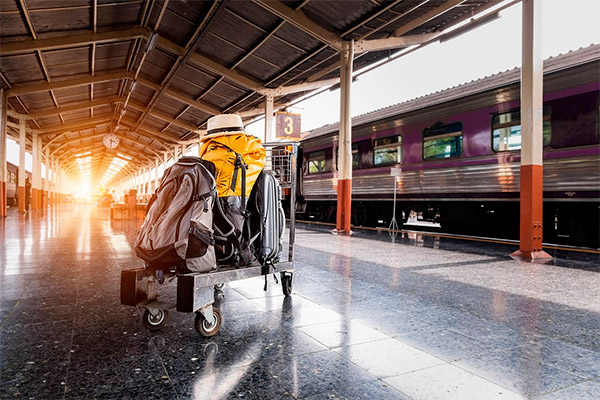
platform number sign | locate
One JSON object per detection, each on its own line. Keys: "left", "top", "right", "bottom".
{"left": 275, "top": 111, "right": 301, "bottom": 140}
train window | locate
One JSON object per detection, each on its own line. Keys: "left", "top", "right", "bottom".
{"left": 423, "top": 122, "right": 463, "bottom": 160}
{"left": 307, "top": 151, "right": 327, "bottom": 174}
{"left": 374, "top": 135, "right": 402, "bottom": 166}
{"left": 492, "top": 106, "right": 551, "bottom": 151}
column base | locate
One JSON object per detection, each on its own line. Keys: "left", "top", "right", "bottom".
{"left": 331, "top": 229, "right": 353, "bottom": 236}
{"left": 18, "top": 186, "right": 25, "bottom": 212}
{"left": 0, "top": 181, "right": 6, "bottom": 217}
{"left": 510, "top": 249, "right": 553, "bottom": 262}
{"left": 335, "top": 178, "right": 352, "bottom": 234}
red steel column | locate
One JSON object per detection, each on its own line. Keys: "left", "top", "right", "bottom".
{"left": 335, "top": 40, "right": 354, "bottom": 234}
{"left": 512, "top": 0, "right": 551, "bottom": 261}
{"left": 0, "top": 89, "right": 7, "bottom": 218}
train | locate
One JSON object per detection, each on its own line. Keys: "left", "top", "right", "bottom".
{"left": 5, "top": 162, "right": 40, "bottom": 208}
{"left": 296, "top": 45, "right": 600, "bottom": 248}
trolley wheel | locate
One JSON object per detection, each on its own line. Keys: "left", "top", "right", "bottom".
{"left": 281, "top": 272, "right": 293, "bottom": 297}
{"left": 194, "top": 308, "right": 222, "bottom": 337}
{"left": 142, "top": 308, "right": 168, "bottom": 331}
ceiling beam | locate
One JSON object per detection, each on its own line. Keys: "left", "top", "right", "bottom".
{"left": 393, "top": 0, "right": 467, "bottom": 37}
{"left": 7, "top": 71, "right": 134, "bottom": 97}
{"left": 135, "top": 76, "right": 221, "bottom": 116}
{"left": 0, "top": 27, "right": 151, "bottom": 56}
{"left": 126, "top": 100, "right": 206, "bottom": 134}
{"left": 251, "top": 0, "right": 343, "bottom": 51}
{"left": 354, "top": 33, "right": 442, "bottom": 52}
{"left": 120, "top": 117, "right": 186, "bottom": 144}
{"left": 13, "top": 97, "right": 123, "bottom": 120}
{"left": 51, "top": 132, "right": 162, "bottom": 160}
{"left": 38, "top": 117, "right": 114, "bottom": 137}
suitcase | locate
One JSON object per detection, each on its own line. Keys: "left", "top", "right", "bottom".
{"left": 249, "top": 171, "right": 285, "bottom": 264}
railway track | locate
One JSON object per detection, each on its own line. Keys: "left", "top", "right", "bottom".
{"left": 294, "top": 219, "right": 600, "bottom": 255}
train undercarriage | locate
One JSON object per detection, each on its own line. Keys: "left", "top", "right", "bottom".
{"left": 296, "top": 199, "right": 600, "bottom": 249}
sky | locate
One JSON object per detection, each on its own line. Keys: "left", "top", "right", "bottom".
{"left": 245, "top": 0, "right": 600, "bottom": 138}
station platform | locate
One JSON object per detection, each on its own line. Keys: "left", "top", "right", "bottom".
{"left": 1, "top": 205, "right": 599, "bottom": 399}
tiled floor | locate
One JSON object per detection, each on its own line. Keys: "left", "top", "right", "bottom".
{"left": 1, "top": 204, "right": 599, "bottom": 399}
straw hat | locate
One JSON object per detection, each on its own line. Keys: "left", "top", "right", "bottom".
{"left": 206, "top": 114, "right": 245, "bottom": 136}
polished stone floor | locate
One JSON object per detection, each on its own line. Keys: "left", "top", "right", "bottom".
{"left": 1, "top": 204, "right": 599, "bottom": 399}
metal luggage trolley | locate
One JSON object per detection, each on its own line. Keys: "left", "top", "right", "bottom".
{"left": 120, "top": 142, "right": 298, "bottom": 337}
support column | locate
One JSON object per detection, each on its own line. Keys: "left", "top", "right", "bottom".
{"left": 18, "top": 119, "right": 26, "bottom": 212}
{"left": 154, "top": 160, "right": 159, "bottom": 192}
{"left": 512, "top": 0, "right": 551, "bottom": 261}
{"left": 36, "top": 136, "right": 43, "bottom": 209}
{"left": 44, "top": 150, "right": 49, "bottom": 208}
{"left": 31, "top": 134, "right": 39, "bottom": 210}
{"left": 0, "top": 89, "right": 6, "bottom": 218}
{"left": 335, "top": 40, "right": 354, "bottom": 235}
{"left": 264, "top": 95, "right": 274, "bottom": 143}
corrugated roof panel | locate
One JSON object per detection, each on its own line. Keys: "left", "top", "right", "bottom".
{"left": 225, "top": 1, "right": 279, "bottom": 31}
{"left": 53, "top": 84, "right": 88, "bottom": 99}
{"left": 138, "top": 63, "right": 168, "bottom": 85}
{"left": 96, "top": 2, "right": 143, "bottom": 28}
{"left": 143, "top": 115, "right": 168, "bottom": 131}
{"left": 208, "top": 80, "right": 247, "bottom": 101}
{"left": 252, "top": 36, "right": 306, "bottom": 73}
{"left": 174, "top": 63, "right": 217, "bottom": 91}
{"left": 150, "top": 101, "right": 179, "bottom": 117}
{"left": 0, "top": 12, "right": 31, "bottom": 38}
{"left": 123, "top": 109, "right": 142, "bottom": 121}
{"left": 56, "top": 90, "right": 90, "bottom": 104}
{"left": 301, "top": 0, "right": 378, "bottom": 34}
{"left": 95, "top": 57, "right": 128, "bottom": 73}
{"left": 144, "top": 47, "right": 177, "bottom": 71}
{"left": 19, "top": 90, "right": 54, "bottom": 105}
{"left": 199, "top": 91, "right": 232, "bottom": 110}
{"left": 168, "top": 77, "right": 205, "bottom": 100}
{"left": 236, "top": 57, "right": 276, "bottom": 82}
{"left": 95, "top": 41, "right": 131, "bottom": 59}
{"left": 197, "top": 31, "right": 245, "bottom": 66}
{"left": 163, "top": 124, "right": 187, "bottom": 138}
{"left": 62, "top": 109, "right": 93, "bottom": 122}
{"left": 129, "top": 91, "right": 153, "bottom": 106}
{"left": 155, "top": 6, "right": 198, "bottom": 45}
{"left": 30, "top": 8, "right": 91, "bottom": 34}
{"left": 47, "top": 62, "right": 89, "bottom": 79}
{"left": 274, "top": 23, "right": 321, "bottom": 52}
{"left": 34, "top": 115, "right": 62, "bottom": 126}
{"left": 42, "top": 47, "right": 88, "bottom": 65}
{"left": 93, "top": 104, "right": 113, "bottom": 115}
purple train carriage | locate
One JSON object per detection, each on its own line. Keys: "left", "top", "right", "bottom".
{"left": 297, "top": 45, "right": 600, "bottom": 248}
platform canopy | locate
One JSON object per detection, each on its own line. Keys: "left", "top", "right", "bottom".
{"left": 0, "top": 0, "right": 509, "bottom": 186}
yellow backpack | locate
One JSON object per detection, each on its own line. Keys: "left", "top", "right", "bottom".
{"left": 199, "top": 132, "right": 266, "bottom": 198}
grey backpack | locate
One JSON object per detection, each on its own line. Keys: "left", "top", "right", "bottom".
{"left": 135, "top": 157, "right": 217, "bottom": 274}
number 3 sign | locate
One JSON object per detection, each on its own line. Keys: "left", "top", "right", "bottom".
{"left": 275, "top": 111, "right": 301, "bottom": 140}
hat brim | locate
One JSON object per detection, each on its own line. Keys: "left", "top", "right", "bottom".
{"left": 200, "top": 129, "right": 248, "bottom": 141}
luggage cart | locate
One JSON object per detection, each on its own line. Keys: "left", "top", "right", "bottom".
{"left": 120, "top": 142, "right": 298, "bottom": 337}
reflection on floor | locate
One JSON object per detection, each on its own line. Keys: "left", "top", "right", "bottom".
{"left": 1, "top": 204, "right": 599, "bottom": 399}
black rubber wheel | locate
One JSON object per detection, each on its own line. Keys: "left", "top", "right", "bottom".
{"left": 194, "top": 308, "right": 222, "bottom": 337}
{"left": 281, "top": 272, "right": 293, "bottom": 297}
{"left": 142, "top": 308, "right": 168, "bottom": 331}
